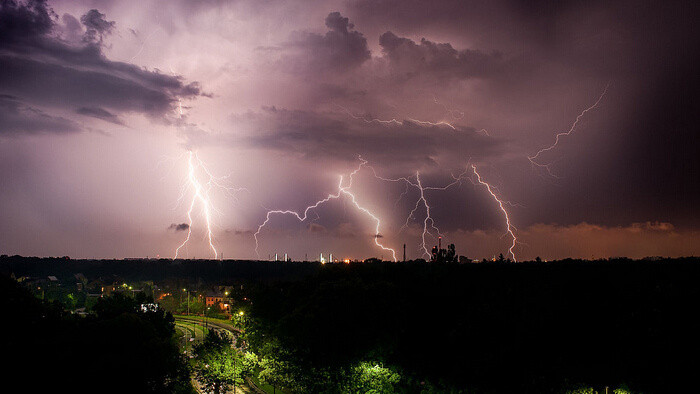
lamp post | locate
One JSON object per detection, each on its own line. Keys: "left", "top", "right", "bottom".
{"left": 182, "top": 288, "right": 190, "bottom": 315}
{"left": 206, "top": 307, "right": 210, "bottom": 330}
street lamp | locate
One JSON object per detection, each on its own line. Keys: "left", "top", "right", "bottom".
{"left": 182, "top": 288, "right": 190, "bottom": 316}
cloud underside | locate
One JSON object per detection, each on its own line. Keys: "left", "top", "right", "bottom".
{"left": 234, "top": 107, "right": 504, "bottom": 170}
{"left": 0, "top": 0, "right": 203, "bottom": 135}
{"left": 0, "top": 94, "right": 79, "bottom": 134}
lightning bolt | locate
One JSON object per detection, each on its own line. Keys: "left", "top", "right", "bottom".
{"left": 336, "top": 102, "right": 512, "bottom": 260}
{"left": 367, "top": 166, "right": 470, "bottom": 259}
{"left": 469, "top": 165, "right": 518, "bottom": 262}
{"left": 528, "top": 83, "right": 611, "bottom": 177}
{"left": 172, "top": 151, "right": 247, "bottom": 259}
{"left": 335, "top": 104, "right": 459, "bottom": 130}
{"left": 254, "top": 158, "right": 398, "bottom": 261}
{"left": 174, "top": 151, "right": 217, "bottom": 259}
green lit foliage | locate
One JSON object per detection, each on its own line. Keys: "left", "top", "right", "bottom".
{"left": 258, "top": 355, "right": 301, "bottom": 392}
{"left": 565, "top": 387, "right": 595, "bottom": 394}
{"left": 240, "top": 351, "right": 259, "bottom": 378}
{"left": 193, "top": 331, "right": 243, "bottom": 394}
{"left": 344, "top": 361, "right": 401, "bottom": 394}
{"left": 613, "top": 387, "right": 633, "bottom": 394}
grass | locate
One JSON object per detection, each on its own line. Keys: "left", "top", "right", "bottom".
{"left": 175, "top": 321, "right": 209, "bottom": 342}
{"left": 173, "top": 314, "right": 232, "bottom": 326}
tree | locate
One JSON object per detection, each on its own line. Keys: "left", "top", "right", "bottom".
{"left": 193, "top": 331, "right": 243, "bottom": 394}
{"left": 258, "top": 355, "right": 301, "bottom": 393}
{"left": 565, "top": 387, "right": 595, "bottom": 394}
{"left": 344, "top": 361, "right": 401, "bottom": 393}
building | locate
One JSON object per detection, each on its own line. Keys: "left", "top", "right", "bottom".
{"left": 205, "top": 295, "right": 224, "bottom": 307}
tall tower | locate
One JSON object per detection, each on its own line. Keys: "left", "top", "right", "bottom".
{"left": 403, "top": 244, "right": 406, "bottom": 262}
{"left": 438, "top": 236, "right": 442, "bottom": 251}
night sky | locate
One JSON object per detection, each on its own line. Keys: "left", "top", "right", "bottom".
{"left": 1, "top": 0, "right": 698, "bottom": 260}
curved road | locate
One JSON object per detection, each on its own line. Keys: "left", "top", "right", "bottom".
{"left": 174, "top": 316, "right": 264, "bottom": 394}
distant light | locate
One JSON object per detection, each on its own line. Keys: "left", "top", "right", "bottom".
{"left": 239, "top": 311, "right": 244, "bottom": 316}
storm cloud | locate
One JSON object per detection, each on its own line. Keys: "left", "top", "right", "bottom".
{"left": 282, "top": 12, "right": 371, "bottom": 75}
{"left": 235, "top": 106, "right": 505, "bottom": 172}
{"left": 0, "top": 0, "right": 203, "bottom": 135}
{"left": 0, "top": 94, "right": 81, "bottom": 134}
{"left": 378, "top": 31, "right": 506, "bottom": 82}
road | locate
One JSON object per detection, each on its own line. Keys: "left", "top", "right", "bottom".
{"left": 174, "top": 316, "right": 264, "bottom": 394}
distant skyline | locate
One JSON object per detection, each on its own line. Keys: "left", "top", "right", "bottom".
{"left": 1, "top": 0, "right": 698, "bottom": 260}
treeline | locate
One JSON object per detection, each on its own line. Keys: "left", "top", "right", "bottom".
{"left": 243, "top": 258, "right": 700, "bottom": 393}
{"left": 0, "top": 255, "right": 320, "bottom": 284}
{"left": 0, "top": 275, "right": 194, "bottom": 394}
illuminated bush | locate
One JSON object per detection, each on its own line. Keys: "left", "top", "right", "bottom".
{"left": 565, "top": 388, "right": 595, "bottom": 394}
{"left": 345, "top": 361, "right": 401, "bottom": 394}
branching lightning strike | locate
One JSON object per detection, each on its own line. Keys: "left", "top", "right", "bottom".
{"left": 254, "top": 158, "right": 398, "bottom": 261}
{"left": 367, "top": 166, "right": 470, "bottom": 259}
{"left": 337, "top": 102, "right": 521, "bottom": 260}
{"left": 528, "top": 83, "right": 611, "bottom": 177}
{"left": 174, "top": 151, "right": 217, "bottom": 259}
{"left": 171, "top": 90, "right": 246, "bottom": 259}
{"left": 173, "top": 151, "right": 246, "bottom": 259}
{"left": 335, "top": 104, "right": 459, "bottom": 130}
{"left": 469, "top": 165, "right": 519, "bottom": 261}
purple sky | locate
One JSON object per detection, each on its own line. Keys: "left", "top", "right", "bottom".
{"left": 1, "top": 0, "right": 698, "bottom": 261}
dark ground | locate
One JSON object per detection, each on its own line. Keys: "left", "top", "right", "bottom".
{"left": 2, "top": 256, "right": 698, "bottom": 393}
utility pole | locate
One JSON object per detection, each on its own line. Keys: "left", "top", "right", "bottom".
{"left": 403, "top": 244, "right": 406, "bottom": 262}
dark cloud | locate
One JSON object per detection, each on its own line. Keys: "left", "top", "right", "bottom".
{"left": 0, "top": 0, "right": 54, "bottom": 43}
{"left": 75, "top": 106, "right": 124, "bottom": 125}
{"left": 80, "top": 9, "right": 115, "bottom": 44}
{"left": 0, "top": 94, "right": 81, "bottom": 134}
{"left": 283, "top": 12, "right": 370, "bottom": 74}
{"left": 238, "top": 106, "right": 506, "bottom": 172}
{"left": 168, "top": 223, "right": 190, "bottom": 231}
{"left": 59, "top": 13, "right": 82, "bottom": 42}
{"left": 0, "top": 0, "right": 203, "bottom": 136}
{"left": 378, "top": 31, "right": 506, "bottom": 82}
